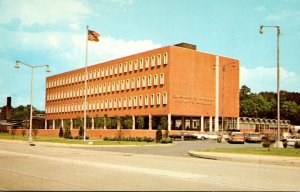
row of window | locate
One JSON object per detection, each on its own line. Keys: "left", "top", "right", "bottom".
{"left": 47, "top": 52, "right": 168, "bottom": 89}
{"left": 46, "top": 92, "right": 168, "bottom": 114}
{"left": 47, "top": 73, "right": 165, "bottom": 101}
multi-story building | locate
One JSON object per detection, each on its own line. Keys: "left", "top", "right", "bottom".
{"left": 45, "top": 43, "right": 240, "bottom": 134}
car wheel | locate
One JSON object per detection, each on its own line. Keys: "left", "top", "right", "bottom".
{"left": 201, "top": 136, "right": 205, "bottom": 141}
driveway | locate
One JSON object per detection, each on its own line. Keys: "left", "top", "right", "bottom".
{"left": 73, "top": 139, "right": 262, "bottom": 157}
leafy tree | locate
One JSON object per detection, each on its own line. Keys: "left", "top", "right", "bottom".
{"left": 136, "top": 116, "right": 145, "bottom": 129}
{"left": 156, "top": 126, "right": 163, "bottom": 143}
{"left": 74, "top": 117, "right": 83, "bottom": 129}
{"left": 123, "top": 115, "right": 133, "bottom": 129}
{"left": 94, "top": 115, "right": 104, "bottom": 128}
{"left": 59, "top": 127, "right": 64, "bottom": 137}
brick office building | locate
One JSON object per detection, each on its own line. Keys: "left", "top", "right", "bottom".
{"left": 45, "top": 43, "right": 240, "bottom": 137}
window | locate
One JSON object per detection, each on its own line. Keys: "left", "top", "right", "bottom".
{"left": 105, "top": 100, "right": 108, "bottom": 109}
{"left": 93, "top": 70, "right": 96, "bottom": 79}
{"left": 136, "top": 77, "right": 141, "bottom": 88}
{"left": 144, "top": 95, "right": 148, "bottom": 106}
{"left": 157, "top": 54, "right": 161, "bottom": 66}
{"left": 134, "top": 60, "right": 138, "bottom": 71}
{"left": 99, "top": 84, "right": 102, "bottom": 94}
{"left": 118, "top": 98, "right": 122, "bottom": 108}
{"left": 129, "top": 61, "right": 133, "bottom": 72}
{"left": 121, "top": 80, "right": 125, "bottom": 91}
{"left": 101, "top": 68, "right": 105, "bottom": 77}
{"left": 148, "top": 75, "right": 152, "bottom": 87}
{"left": 156, "top": 93, "right": 161, "bottom": 105}
{"left": 96, "top": 101, "right": 100, "bottom": 110}
{"left": 114, "top": 98, "right": 117, "bottom": 109}
{"left": 97, "top": 69, "right": 101, "bottom": 78}
{"left": 163, "top": 52, "right": 168, "bottom": 64}
{"left": 95, "top": 85, "right": 98, "bottom": 94}
{"left": 116, "top": 81, "right": 120, "bottom": 91}
{"left": 150, "top": 94, "right": 154, "bottom": 106}
{"left": 72, "top": 75, "right": 75, "bottom": 84}
{"left": 87, "top": 86, "right": 90, "bottom": 95}
{"left": 131, "top": 78, "right": 135, "bottom": 89}
{"left": 145, "top": 57, "right": 149, "bottom": 68}
{"left": 114, "top": 64, "right": 118, "bottom": 75}
{"left": 153, "top": 74, "right": 158, "bottom": 86}
{"left": 112, "top": 82, "right": 115, "bottom": 92}
{"left": 123, "top": 97, "right": 127, "bottom": 108}
{"left": 151, "top": 56, "right": 155, "bottom": 67}
{"left": 133, "top": 96, "right": 138, "bottom": 107}
{"left": 139, "top": 95, "right": 143, "bottom": 106}
{"left": 128, "top": 96, "right": 132, "bottom": 107}
{"left": 91, "top": 86, "right": 94, "bottom": 95}
{"left": 106, "top": 67, "right": 109, "bottom": 77}
{"left": 139, "top": 58, "right": 143, "bottom": 69}
{"left": 142, "top": 76, "right": 146, "bottom": 87}
{"left": 126, "top": 79, "right": 130, "bottom": 90}
{"left": 124, "top": 62, "right": 128, "bottom": 73}
{"left": 119, "top": 63, "right": 123, "bottom": 74}
{"left": 78, "top": 74, "right": 81, "bottom": 82}
{"left": 75, "top": 75, "right": 78, "bottom": 83}
{"left": 92, "top": 102, "right": 96, "bottom": 110}
{"left": 110, "top": 66, "right": 113, "bottom": 76}
{"left": 101, "top": 101, "right": 104, "bottom": 110}
{"left": 103, "top": 84, "right": 106, "bottom": 93}
{"left": 109, "top": 99, "right": 113, "bottom": 109}
{"left": 107, "top": 83, "right": 111, "bottom": 93}
{"left": 160, "top": 73, "right": 165, "bottom": 85}
{"left": 89, "top": 71, "right": 92, "bottom": 80}
{"left": 80, "top": 88, "right": 83, "bottom": 96}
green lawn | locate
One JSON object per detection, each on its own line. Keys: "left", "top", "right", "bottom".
{"left": 198, "top": 147, "right": 300, "bottom": 157}
{"left": 0, "top": 133, "right": 157, "bottom": 146}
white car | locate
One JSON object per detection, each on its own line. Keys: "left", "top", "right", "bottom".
{"left": 286, "top": 135, "right": 300, "bottom": 147}
{"left": 194, "top": 133, "right": 209, "bottom": 140}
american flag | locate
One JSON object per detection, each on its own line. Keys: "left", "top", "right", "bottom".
{"left": 88, "top": 30, "right": 100, "bottom": 42}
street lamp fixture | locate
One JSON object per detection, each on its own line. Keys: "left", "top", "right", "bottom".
{"left": 259, "top": 25, "right": 283, "bottom": 148}
{"left": 14, "top": 60, "right": 50, "bottom": 145}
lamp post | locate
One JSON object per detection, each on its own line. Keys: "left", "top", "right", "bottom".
{"left": 259, "top": 25, "right": 283, "bottom": 148}
{"left": 221, "top": 62, "right": 235, "bottom": 142}
{"left": 15, "top": 61, "right": 50, "bottom": 144}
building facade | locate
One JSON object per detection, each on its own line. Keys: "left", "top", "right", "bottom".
{"left": 45, "top": 43, "right": 240, "bottom": 133}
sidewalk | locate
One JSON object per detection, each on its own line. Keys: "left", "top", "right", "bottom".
{"left": 188, "top": 150, "right": 300, "bottom": 167}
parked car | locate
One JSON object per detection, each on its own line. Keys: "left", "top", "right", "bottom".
{"left": 228, "top": 132, "right": 245, "bottom": 144}
{"left": 285, "top": 135, "right": 300, "bottom": 147}
{"left": 169, "top": 132, "right": 198, "bottom": 140}
{"left": 207, "top": 133, "right": 219, "bottom": 140}
{"left": 245, "top": 133, "right": 262, "bottom": 143}
{"left": 193, "top": 133, "right": 209, "bottom": 140}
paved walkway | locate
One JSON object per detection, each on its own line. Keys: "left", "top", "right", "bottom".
{"left": 188, "top": 150, "right": 300, "bottom": 167}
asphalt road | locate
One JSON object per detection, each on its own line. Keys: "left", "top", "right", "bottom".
{"left": 0, "top": 140, "right": 299, "bottom": 191}
{"left": 74, "top": 139, "right": 262, "bottom": 157}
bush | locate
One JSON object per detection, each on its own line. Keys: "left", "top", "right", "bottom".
{"left": 161, "top": 137, "right": 173, "bottom": 144}
{"left": 262, "top": 141, "right": 270, "bottom": 148}
{"left": 21, "top": 129, "right": 26, "bottom": 137}
{"left": 295, "top": 141, "right": 300, "bottom": 148}
{"left": 283, "top": 141, "right": 288, "bottom": 148}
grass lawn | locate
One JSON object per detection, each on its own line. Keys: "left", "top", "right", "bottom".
{"left": 198, "top": 147, "right": 300, "bottom": 157}
{"left": 0, "top": 133, "right": 158, "bottom": 146}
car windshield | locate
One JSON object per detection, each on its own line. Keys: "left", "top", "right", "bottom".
{"left": 232, "top": 132, "right": 243, "bottom": 136}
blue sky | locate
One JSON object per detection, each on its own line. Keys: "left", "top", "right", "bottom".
{"left": 0, "top": 0, "right": 300, "bottom": 110}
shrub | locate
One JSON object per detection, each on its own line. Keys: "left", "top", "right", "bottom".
{"left": 21, "top": 129, "right": 26, "bottom": 137}
{"left": 262, "top": 141, "right": 270, "bottom": 148}
{"left": 79, "top": 127, "right": 84, "bottom": 137}
{"left": 161, "top": 137, "right": 173, "bottom": 144}
{"left": 32, "top": 128, "right": 39, "bottom": 139}
{"left": 295, "top": 141, "right": 300, "bottom": 148}
{"left": 283, "top": 141, "right": 288, "bottom": 148}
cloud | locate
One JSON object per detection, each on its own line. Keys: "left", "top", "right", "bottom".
{"left": 255, "top": 6, "right": 266, "bottom": 13}
{"left": 267, "top": 10, "right": 300, "bottom": 21}
{"left": 240, "top": 66, "right": 300, "bottom": 93}
{"left": 0, "top": 0, "right": 92, "bottom": 26}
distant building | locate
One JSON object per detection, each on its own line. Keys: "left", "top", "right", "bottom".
{"left": 45, "top": 43, "right": 240, "bottom": 134}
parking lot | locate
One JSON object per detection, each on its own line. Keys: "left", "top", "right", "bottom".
{"left": 74, "top": 139, "right": 262, "bottom": 157}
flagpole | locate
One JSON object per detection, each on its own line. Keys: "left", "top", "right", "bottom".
{"left": 83, "top": 26, "right": 89, "bottom": 141}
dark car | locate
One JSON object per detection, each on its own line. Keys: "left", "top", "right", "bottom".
{"left": 169, "top": 132, "right": 197, "bottom": 140}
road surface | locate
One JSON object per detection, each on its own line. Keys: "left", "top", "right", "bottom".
{"left": 0, "top": 140, "right": 299, "bottom": 191}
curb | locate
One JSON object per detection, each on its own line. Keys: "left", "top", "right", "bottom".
{"left": 188, "top": 150, "right": 300, "bottom": 167}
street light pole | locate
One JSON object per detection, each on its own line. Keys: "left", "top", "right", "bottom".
{"left": 15, "top": 61, "right": 50, "bottom": 144}
{"left": 259, "top": 25, "right": 283, "bottom": 148}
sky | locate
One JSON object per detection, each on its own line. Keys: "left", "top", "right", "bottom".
{"left": 0, "top": 0, "right": 300, "bottom": 110}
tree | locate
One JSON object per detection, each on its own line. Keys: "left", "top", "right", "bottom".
{"left": 59, "top": 127, "right": 64, "bottom": 137}
{"left": 94, "top": 116, "right": 104, "bottom": 128}
{"left": 123, "top": 115, "right": 133, "bottom": 129}
{"left": 136, "top": 116, "right": 145, "bottom": 129}
{"left": 74, "top": 117, "right": 83, "bottom": 129}
{"left": 156, "top": 126, "right": 163, "bottom": 143}
{"left": 240, "top": 85, "right": 251, "bottom": 100}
